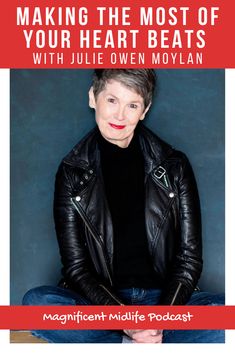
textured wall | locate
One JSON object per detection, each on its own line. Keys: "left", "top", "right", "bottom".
{"left": 10, "top": 69, "right": 225, "bottom": 304}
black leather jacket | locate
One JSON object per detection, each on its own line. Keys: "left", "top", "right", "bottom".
{"left": 54, "top": 124, "right": 202, "bottom": 306}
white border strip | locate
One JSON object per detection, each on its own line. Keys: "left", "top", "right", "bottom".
{"left": 0, "top": 69, "right": 10, "bottom": 345}
{"left": 0, "top": 69, "right": 10, "bottom": 305}
{"left": 0, "top": 69, "right": 234, "bottom": 352}
{"left": 225, "top": 68, "right": 235, "bottom": 344}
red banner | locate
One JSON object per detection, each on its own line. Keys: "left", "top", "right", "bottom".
{"left": 0, "top": 0, "right": 234, "bottom": 68}
{"left": 0, "top": 305, "right": 235, "bottom": 330}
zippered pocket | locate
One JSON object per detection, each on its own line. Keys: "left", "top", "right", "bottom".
{"left": 170, "top": 282, "right": 183, "bottom": 305}
{"left": 99, "top": 284, "right": 124, "bottom": 305}
{"left": 71, "top": 197, "right": 113, "bottom": 286}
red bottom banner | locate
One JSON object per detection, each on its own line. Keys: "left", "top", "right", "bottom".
{"left": 0, "top": 305, "right": 234, "bottom": 330}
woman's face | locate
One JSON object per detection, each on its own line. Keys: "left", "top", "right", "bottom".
{"left": 89, "top": 80, "right": 150, "bottom": 148}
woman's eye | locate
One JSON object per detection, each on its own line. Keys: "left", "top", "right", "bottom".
{"left": 129, "top": 103, "right": 138, "bottom": 109}
{"left": 107, "top": 98, "right": 116, "bottom": 103}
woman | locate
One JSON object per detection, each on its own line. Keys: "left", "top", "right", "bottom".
{"left": 23, "top": 69, "right": 224, "bottom": 343}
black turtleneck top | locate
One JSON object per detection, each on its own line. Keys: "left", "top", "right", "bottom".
{"left": 98, "top": 130, "right": 158, "bottom": 289}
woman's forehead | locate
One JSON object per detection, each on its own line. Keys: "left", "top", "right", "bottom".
{"left": 98, "top": 79, "right": 144, "bottom": 103}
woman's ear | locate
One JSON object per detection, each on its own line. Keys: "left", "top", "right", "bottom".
{"left": 88, "top": 87, "right": 96, "bottom": 109}
{"left": 140, "top": 102, "right": 151, "bottom": 121}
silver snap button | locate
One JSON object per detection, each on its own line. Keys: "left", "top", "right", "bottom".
{"left": 80, "top": 181, "right": 84, "bottom": 185}
{"left": 84, "top": 175, "right": 89, "bottom": 180}
{"left": 169, "top": 192, "right": 175, "bottom": 198}
{"left": 75, "top": 196, "right": 81, "bottom": 202}
{"left": 89, "top": 169, "right": 93, "bottom": 174}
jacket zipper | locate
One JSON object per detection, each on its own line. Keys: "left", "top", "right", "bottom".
{"left": 99, "top": 284, "right": 124, "bottom": 305}
{"left": 170, "top": 282, "right": 182, "bottom": 305}
{"left": 71, "top": 197, "right": 113, "bottom": 286}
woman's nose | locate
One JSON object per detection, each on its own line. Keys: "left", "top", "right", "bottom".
{"left": 114, "top": 106, "right": 126, "bottom": 121}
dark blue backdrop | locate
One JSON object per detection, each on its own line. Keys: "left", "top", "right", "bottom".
{"left": 10, "top": 69, "right": 225, "bottom": 304}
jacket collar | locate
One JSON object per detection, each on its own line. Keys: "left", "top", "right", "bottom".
{"left": 63, "top": 127, "right": 100, "bottom": 170}
{"left": 137, "top": 123, "right": 174, "bottom": 173}
{"left": 63, "top": 123, "right": 174, "bottom": 174}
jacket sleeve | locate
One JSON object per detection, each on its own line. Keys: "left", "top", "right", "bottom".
{"left": 53, "top": 163, "right": 123, "bottom": 305}
{"left": 159, "top": 154, "right": 203, "bottom": 305}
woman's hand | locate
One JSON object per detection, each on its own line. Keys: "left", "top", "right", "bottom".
{"left": 124, "top": 329, "right": 163, "bottom": 343}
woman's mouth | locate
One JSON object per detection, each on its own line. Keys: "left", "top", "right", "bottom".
{"left": 109, "top": 123, "right": 126, "bottom": 130}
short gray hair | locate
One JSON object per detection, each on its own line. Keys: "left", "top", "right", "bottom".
{"left": 92, "top": 69, "right": 156, "bottom": 108}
